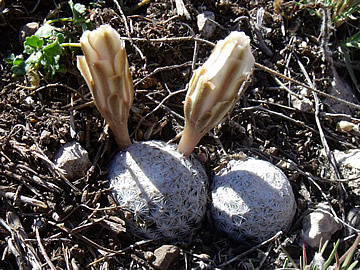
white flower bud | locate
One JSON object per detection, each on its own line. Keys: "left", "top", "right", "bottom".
{"left": 77, "top": 25, "right": 134, "bottom": 149}
{"left": 178, "top": 31, "right": 255, "bottom": 155}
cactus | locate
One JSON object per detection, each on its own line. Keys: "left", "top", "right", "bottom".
{"left": 108, "top": 141, "right": 208, "bottom": 240}
{"left": 77, "top": 24, "right": 134, "bottom": 150}
{"left": 77, "top": 26, "right": 209, "bottom": 240}
{"left": 211, "top": 158, "right": 296, "bottom": 242}
{"left": 178, "top": 31, "right": 255, "bottom": 156}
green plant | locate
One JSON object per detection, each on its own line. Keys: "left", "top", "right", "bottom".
{"left": 4, "top": 0, "right": 91, "bottom": 79}
{"left": 327, "top": 0, "right": 360, "bottom": 27}
{"left": 343, "top": 32, "right": 360, "bottom": 49}
{"left": 297, "top": 0, "right": 360, "bottom": 26}
{"left": 340, "top": 32, "right": 360, "bottom": 94}
{"left": 279, "top": 234, "right": 360, "bottom": 270}
{"left": 329, "top": 0, "right": 360, "bottom": 94}
{"left": 295, "top": 0, "right": 360, "bottom": 95}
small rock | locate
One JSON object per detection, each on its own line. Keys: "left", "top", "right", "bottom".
{"left": 40, "top": 130, "right": 51, "bottom": 145}
{"left": 333, "top": 149, "right": 360, "bottom": 176}
{"left": 302, "top": 203, "right": 342, "bottom": 248}
{"left": 320, "top": 148, "right": 360, "bottom": 183}
{"left": 336, "top": 121, "right": 357, "bottom": 133}
{"left": 300, "top": 86, "right": 312, "bottom": 97}
{"left": 53, "top": 141, "right": 91, "bottom": 180}
{"left": 143, "top": 251, "right": 155, "bottom": 262}
{"left": 291, "top": 95, "right": 313, "bottom": 112}
{"left": 346, "top": 207, "right": 360, "bottom": 236}
{"left": 326, "top": 67, "right": 358, "bottom": 115}
{"left": 333, "top": 149, "right": 360, "bottom": 197}
{"left": 25, "top": 96, "right": 35, "bottom": 107}
{"left": 152, "top": 245, "right": 180, "bottom": 270}
{"left": 31, "top": 217, "right": 46, "bottom": 232}
{"left": 197, "top": 11, "right": 216, "bottom": 39}
{"left": 51, "top": 212, "right": 60, "bottom": 221}
{"left": 19, "top": 22, "right": 39, "bottom": 43}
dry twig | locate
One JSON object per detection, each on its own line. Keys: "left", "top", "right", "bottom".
{"left": 217, "top": 231, "right": 283, "bottom": 268}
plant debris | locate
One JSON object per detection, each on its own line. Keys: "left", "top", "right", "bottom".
{"left": 0, "top": 0, "right": 359, "bottom": 269}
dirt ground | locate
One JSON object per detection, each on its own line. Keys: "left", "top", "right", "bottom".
{"left": 0, "top": 0, "right": 359, "bottom": 269}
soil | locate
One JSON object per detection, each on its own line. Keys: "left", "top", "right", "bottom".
{"left": 0, "top": 0, "right": 359, "bottom": 269}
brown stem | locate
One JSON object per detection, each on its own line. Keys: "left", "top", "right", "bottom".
{"left": 177, "top": 124, "right": 204, "bottom": 156}
{"left": 109, "top": 122, "right": 131, "bottom": 150}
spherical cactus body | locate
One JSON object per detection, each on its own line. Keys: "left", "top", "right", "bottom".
{"left": 211, "top": 158, "right": 296, "bottom": 242}
{"left": 108, "top": 140, "right": 208, "bottom": 240}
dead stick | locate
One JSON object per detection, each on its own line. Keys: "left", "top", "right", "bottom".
{"left": 254, "top": 62, "right": 360, "bottom": 110}
{"left": 36, "top": 228, "right": 57, "bottom": 270}
{"left": 0, "top": 190, "right": 48, "bottom": 209}
{"left": 217, "top": 231, "right": 282, "bottom": 267}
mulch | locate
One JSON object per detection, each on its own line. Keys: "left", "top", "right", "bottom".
{"left": 0, "top": 0, "right": 359, "bottom": 269}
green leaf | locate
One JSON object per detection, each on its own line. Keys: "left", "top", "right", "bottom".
{"left": 5, "top": 54, "right": 26, "bottom": 76}
{"left": 81, "top": 20, "right": 92, "bottom": 32}
{"left": 280, "top": 245, "right": 299, "bottom": 269}
{"left": 69, "top": 0, "right": 86, "bottom": 19}
{"left": 12, "top": 65, "right": 26, "bottom": 76}
{"left": 41, "top": 37, "right": 65, "bottom": 77}
{"left": 25, "top": 51, "right": 42, "bottom": 70}
{"left": 24, "top": 35, "right": 44, "bottom": 48}
{"left": 90, "top": 1, "right": 105, "bottom": 8}
{"left": 347, "top": 260, "right": 358, "bottom": 270}
{"left": 344, "top": 32, "right": 360, "bottom": 49}
{"left": 46, "top": 55, "right": 65, "bottom": 76}
{"left": 57, "top": 32, "right": 65, "bottom": 44}
{"left": 13, "top": 56, "right": 24, "bottom": 66}
{"left": 24, "top": 35, "right": 44, "bottom": 54}
{"left": 43, "top": 38, "right": 64, "bottom": 57}
{"left": 333, "top": 1, "right": 360, "bottom": 23}
{"left": 74, "top": 3, "right": 86, "bottom": 16}
{"left": 5, "top": 0, "right": 91, "bottom": 77}
{"left": 68, "top": 0, "right": 75, "bottom": 12}
{"left": 323, "top": 240, "right": 339, "bottom": 269}
{"left": 35, "top": 24, "right": 58, "bottom": 39}
{"left": 249, "top": 260, "right": 255, "bottom": 270}
{"left": 340, "top": 45, "right": 360, "bottom": 94}
{"left": 282, "top": 258, "right": 289, "bottom": 268}
{"left": 339, "top": 234, "right": 360, "bottom": 269}
{"left": 4, "top": 53, "right": 17, "bottom": 64}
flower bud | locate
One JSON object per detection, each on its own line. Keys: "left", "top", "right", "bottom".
{"left": 77, "top": 25, "right": 134, "bottom": 149}
{"left": 178, "top": 31, "right": 255, "bottom": 155}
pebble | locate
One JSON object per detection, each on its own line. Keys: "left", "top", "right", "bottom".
{"left": 53, "top": 141, "right": 91, "bottom": 180}
{"left": 197, "top": 11, "right": 216, "bottom": 39}
{"left": 40, "top": 130, "right": 51, "bottom": 145}
{"left": 332, "top": 149, "right": 360, "bottom": 176}
{"left": 302, "top": 203, "right": 342, "bottom": 248}
{"left": 290, "top": 95, "right": 313, "bottom": 112}
{"left": 346, "top": 207, "right": 360, "bottom": 236}
{"left": 333, "top": 149, "right": 360, "bottom": 197}
{"left": 336, "top": 121, "right": 360, "bottom": 135}
{"left": 152, "top": 245, "right": 180, "bottom": 270}
{"left": 19, "top": 22, "right": 39, "bottom": 43}
{"left": 25, "top": 96, "right": 35, "bottom": 107}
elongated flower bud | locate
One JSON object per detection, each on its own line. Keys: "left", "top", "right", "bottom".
{"left": 77, "top": 25, "right": 134, "bottom": 149}
{"left": 178, "top": 31, "right": 255, "bottom": 155}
